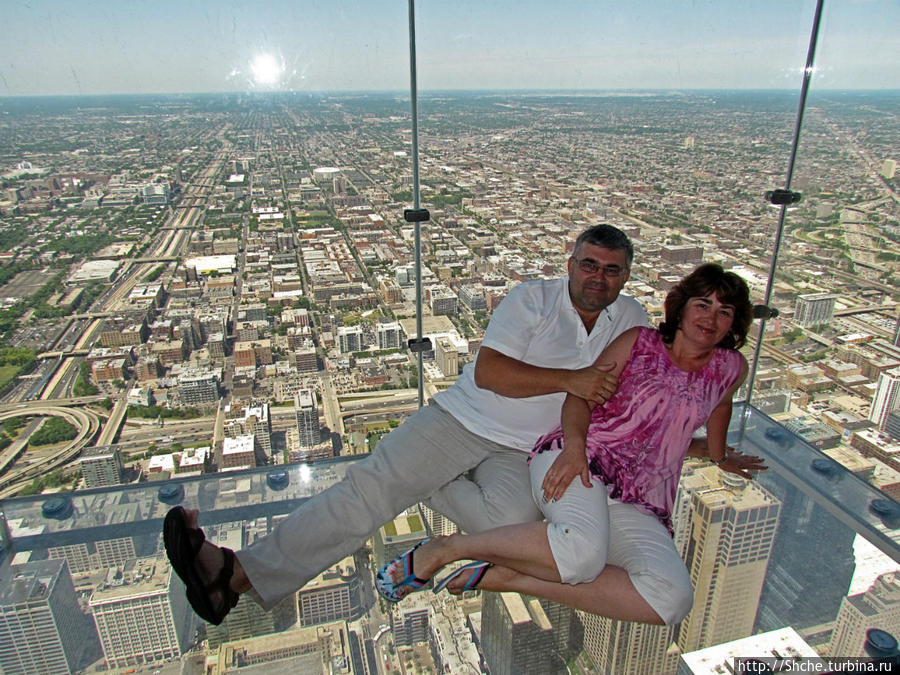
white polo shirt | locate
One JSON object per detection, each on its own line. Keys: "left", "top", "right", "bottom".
{"left": 433, "top": 276, "right": 648, "bottom": 451}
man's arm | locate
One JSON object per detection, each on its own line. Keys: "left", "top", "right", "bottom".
{"left": 473, "top": 347, "right": 618, "bottom": 404}
{"left": 474, "top": 326, "right": 640, "bottom": 405}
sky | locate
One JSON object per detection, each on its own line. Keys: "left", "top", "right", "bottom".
{"left": 1, "top": 0, "right": 898, "bottom": 96}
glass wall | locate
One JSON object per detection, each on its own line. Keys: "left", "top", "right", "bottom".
{"left": 1, "top": 1, "right": 899, "bottom": 673}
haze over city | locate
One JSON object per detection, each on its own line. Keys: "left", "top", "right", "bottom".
{"left": 2, "top": 0, "right": 900, "bottom": 96}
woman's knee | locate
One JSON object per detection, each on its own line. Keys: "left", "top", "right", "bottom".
{"left": 633, "top": 569, "right": 694, "bottom": 625}
{"left": 549, "top": 523, "right": 608, "bottom": 584}
{"left": 665, "top": 580, "right": 694, "bottom": 625}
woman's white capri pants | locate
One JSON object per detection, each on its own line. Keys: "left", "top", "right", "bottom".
{"left": 529, "top": 448, "right": 694, "bottom": 625}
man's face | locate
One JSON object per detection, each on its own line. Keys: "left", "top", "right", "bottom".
{"left": 567, "top": 243, "right": 631, "bottom": 315}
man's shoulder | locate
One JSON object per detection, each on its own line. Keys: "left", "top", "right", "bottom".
{"left": 610, "top": 293, "right": 649, "bottom": 323}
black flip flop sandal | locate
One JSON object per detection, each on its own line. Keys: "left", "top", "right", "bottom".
{"left": 163, "top": 506, "right": 239, "bottom": 625}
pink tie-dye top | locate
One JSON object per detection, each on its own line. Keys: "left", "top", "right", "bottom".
{"left": 533, "top": 327, "right": 743, "bottom": 533}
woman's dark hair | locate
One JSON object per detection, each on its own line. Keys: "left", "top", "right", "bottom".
{"left": 659, "top": 263, "right": 753, "bottom": 350}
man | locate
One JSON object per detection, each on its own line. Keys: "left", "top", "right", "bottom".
{"left": 165, "top": 224, "right": 757, "bottom": 624}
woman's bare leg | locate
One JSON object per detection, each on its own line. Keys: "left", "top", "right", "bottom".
{"left": 446, "top": 563, "right": 664, "bottom": 625}
{"left": 406, "top": 522, "right": 562, "bottom": 584}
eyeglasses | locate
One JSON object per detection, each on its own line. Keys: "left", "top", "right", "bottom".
{"left": 573, "top": 258, "right": 628, "bottom": 278}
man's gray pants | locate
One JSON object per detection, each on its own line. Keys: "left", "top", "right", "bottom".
{"left": 237, "top": 402, "right": 541, "bottom": 609}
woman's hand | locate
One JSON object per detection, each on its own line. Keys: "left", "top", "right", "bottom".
{"left": 717, "top": 449, "right": 767, "bottom": 479}
{"left": 542, "top": 448, "right": 592, "bottom": 503}
{"left": 687, "top": 439, "right": 767, "bottom": 479}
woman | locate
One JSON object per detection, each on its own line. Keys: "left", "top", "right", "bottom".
{"left": 376, "top": 263, "right": 754, "bottom": 626}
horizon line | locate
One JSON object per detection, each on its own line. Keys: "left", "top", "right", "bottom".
{"left": 3, "top": 87, "right": 900, "bottom": 100}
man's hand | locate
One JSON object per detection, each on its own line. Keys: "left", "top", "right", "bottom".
{"left": 567, "top": 361, "right": 618, "bottom": 407}
{"left": 542, "top": 449, "right": 592, "bottom": 503}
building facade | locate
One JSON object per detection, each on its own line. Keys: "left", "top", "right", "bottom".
{"left": 794, "top": 293, "right": 836, "bottom": 327}
{"left": 677, "top": 467, "right": 781, "bottom": 652}
{"left": 295, "top": 389, "right": 320, "bottom": 447}
{"left": 870, "top": 367, "right": 900, "bottom": 430}
{"left": 79, "top": 445, "right": 124, "bottom": 488}
{"left": 89, "top": 559, "right": 192, "bottom": 670}
{"left": 0, "top": 559, "right": 100, "bottom": 675}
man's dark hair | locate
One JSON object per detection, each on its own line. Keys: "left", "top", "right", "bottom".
{"left": 573, "top": 225, "right": 634, "bottom": 268}
{"left": 659, "top": 263, "right": 753, "bottom": 350}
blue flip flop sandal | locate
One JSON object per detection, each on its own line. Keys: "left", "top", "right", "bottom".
{"left": 433, "top": 561, "right": 491, "bottom": 593}
{"left": 375, "top": 538, "right": 432, "bottom": 603}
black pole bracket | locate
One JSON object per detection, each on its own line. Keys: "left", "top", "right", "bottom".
{"left": 765, "top": 189, "right": 802, "bottom": 206}
{"left": 753, "top": 305, "right": 780, "bottom": 320}
{"left": 404, "top": 208, "right": 431, "bottom": 223}
{"left": 408, "top": 337, "right": 433, "bottom": 353}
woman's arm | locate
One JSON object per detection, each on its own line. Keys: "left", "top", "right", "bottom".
{"left": 540, "top": 328, "right": 641, "bottom": 501}
{"left": 686, "top": 438, "right": 766, "bottom": 479}
{"left": 541, "top": 393, "right": 593, "bottom": 502}
{"left": 705, "top": 356, "right": 749, "bottom": 466}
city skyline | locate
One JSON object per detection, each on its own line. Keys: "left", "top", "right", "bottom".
{"left": 2, "top": 0, "right": 899, "bottom": 96}
{"left": 0, "top": 76, "right": 898, "bottom": 670}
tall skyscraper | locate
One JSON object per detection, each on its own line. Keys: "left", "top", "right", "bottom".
{"left": 481, "top": 591, "right": 567, "bottom": 675}
{"left": 677, "top": 466, "right": 781, "bottom": 653}
{"left": 89, "top": 558, "right": 193, "bottom": 670}
{"left": 829, "top": 572, "right": 900, "bottom": 656}
{"left": 580, "top": 612, "right": 678, "bottom": 675}
{"left": 886, "top": 409, "right": 900, "bottom": 442}
{"left": 755, "top": 456, "right": 856, "bottom": 634}
{"left": 294, "top": 388, "right": 320, "bottom": 447}
{"left": 870, "top": 368, "right": 900, "bottom": 430}
{"left": 177, "top": 371, "right": 219, "bottom": 404}
{"left": 337, "top": 325, "right": 363, "bottom": 354}
{"left": 79, "top": 445, "right": 124, "bottom": 488}
{"left": 419, "top": 503, "right": 459, "bottom": 537}
{"left": 298, "top": 556, "right": 362, "bottom": 627}
{"left": 374, "top": 508, "right": 428, "bottom": 571}
{"left": 376, "top": 321, "right": 402, "bottom": 350}
{"left": 434, "top": 336, "right": 459, "bottom": 377}
{"left": 206, "top": 593, "right": 298, "bottom": 650}
{"left": 579, "top": 465, "right": 700, "bottom": 675}
{"left": 391, "top": 596, "right": 430, "bottom": 646}
{"left": 882, "top": 158, "right": 898, "bottom": 180}
{"left": 0, "top": 559, "right": 101, "bottom": 675}
{"left": 794, "top": 293, "right": 836, "bottom": 327}
{"left": 538, "top": 599, "right": 583, "bottom": 668}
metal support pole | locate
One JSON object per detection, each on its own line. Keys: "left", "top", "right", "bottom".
{"left": 743, "top": 0, "right": 825, "bottom": 414}
{"left": 408, "top": 0, "right": 426, "bottom": 408}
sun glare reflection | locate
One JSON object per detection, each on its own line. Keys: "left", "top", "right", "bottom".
{"left": 299, "top": 464, "right": 312, "bottom": 483}
{"left": 250, "top": 53, "right": 284, "bottom": 87}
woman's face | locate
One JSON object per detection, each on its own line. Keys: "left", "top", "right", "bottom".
{"left": 679, "top": 292, "right": 735, "bottom": 349}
